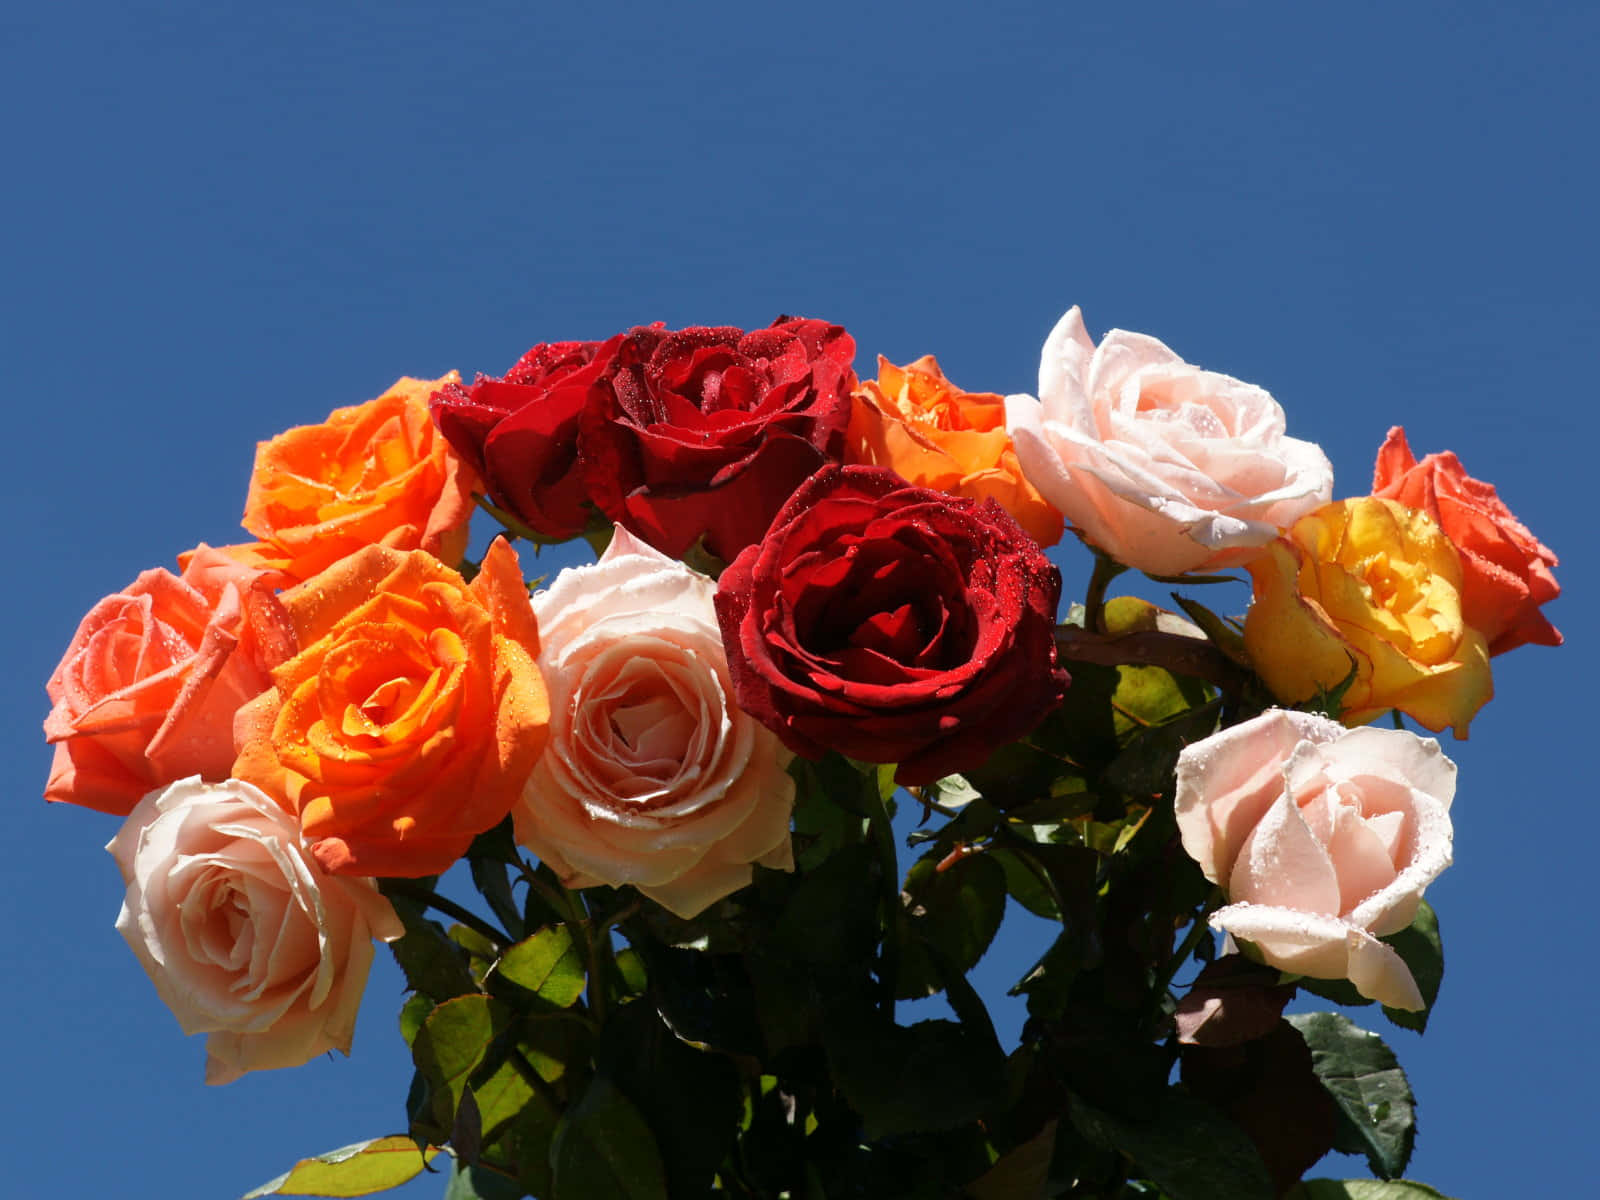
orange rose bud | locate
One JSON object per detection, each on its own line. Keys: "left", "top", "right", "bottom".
{"left": 232, "top": 539, "right": 549, "bottom": 877}
{"left": 1371, "top": 426, "right": 1561, "bottom": 657}
{"left": 1243, "top": 497, "right": 1492, "bottom": 738}
{"left": 216, "top": 375, "right": 480, "bottom": 585}
{"left": 845, "top": 355, "right": 1063, "bottom": 547}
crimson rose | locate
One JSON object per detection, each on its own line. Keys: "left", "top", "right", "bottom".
{"left": 430, "top": 335, "right": 627, "bottom": 539}
{"left": 581, "top": 317, "right": 857, "bottom": 560}
{"left": 714, "top": 464, "right": 1069, "bottom": 786}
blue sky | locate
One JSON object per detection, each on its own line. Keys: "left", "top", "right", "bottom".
{"left": 5, "top": 2, "right": 1595, "bottom": 1195}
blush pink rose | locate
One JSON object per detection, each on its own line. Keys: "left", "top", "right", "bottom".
{"left": 1005, "top": 307, "right": 1333, "bottom": 576}
{"left": 44, "top": 546, "right": 296, "bottom": 815}
{"left": 512, "top": 527, "right": 795, "bottom": 918}
{"left": 108, "top": 777, "right": 404, "bottom": 1084}
{"left": 1174, "top": 709, "right": 1454, "bottom": 1010}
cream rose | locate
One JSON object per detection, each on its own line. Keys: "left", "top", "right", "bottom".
{"left": 512, "top": 527, "right": 795, "bottom": 918}
{"left": 1174, "top": 709, "right": 1454, "bottom": 1009}
{"left": 107, "top": 777, "right": 404, "bottom": 1084}
{"left": 1005, "top": 307, "right": 1333, "bottom": 576}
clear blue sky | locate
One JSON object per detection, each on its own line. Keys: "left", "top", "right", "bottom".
{"left": 5, "top": 2, "right": 1595, "bottom": 1195}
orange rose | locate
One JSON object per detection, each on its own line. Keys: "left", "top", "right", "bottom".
{"left": 845, "top": 355, "right": 1063, "bottom": 547}
{"left": 1243, "top": 497, "right": 1492, "bottom": 737}
{"left": 43, "top": 547, "right": 294, "bottom": 815}
{"left": 232, "top": 538, "right": 549, "bottom": 877}
{"left": 214, "top": 375, "right": 479, "bottom": 584}
{"left": 1371, "top": 426, "right": 1561, "bottom": 657}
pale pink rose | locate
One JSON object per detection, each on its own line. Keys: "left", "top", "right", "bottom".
{"left": 1174, "top": 709, "right": 1454, "bottom": 1009}
{"left": 108, "top": 776, "right": 404, "bottom": 1084}
{"left": 512, "top": 527, "right": 794, "bottom": 918}
{"left": 44, "top": 545, "right": 295, "bottom": 815}
{"left": 1005, "top": 307, "right": 1333, "bottom": 576}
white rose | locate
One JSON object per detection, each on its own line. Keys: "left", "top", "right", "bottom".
{"left": 1174, "top": 709, "right": 1455, "bottom": 1009}
{"left": 1005, "top": 307, "right": 1333, "bottom": 576}
{"left": 107, "top": 776, "right": 404, "bottom": 1084}
{"left": 513, "top": 527, "right": 794, "bottom": 918}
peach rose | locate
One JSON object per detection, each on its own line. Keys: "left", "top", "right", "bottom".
{"left": 214, "top": 375, "right": 479, "bottom": 584}
{"left": 1372, "top": 426, "right": 1561, "bottom": 657}
{"left": 232, "top": 538, "right": 549, "bottom": 878}
{"left": 1243, "top": 497, "right": 1492, "bottom": 737}
{"left": 513, "top": 527, "right": 794, "bottom": 918}
{"left": 1005, "top": 307, "right": 1333, "bottom": 576}
{"left": 108, "top": 776, "right": 404, "bottom": 1084}
{"left": 1174, "top": 709, "right": 1454, "bottom": 1010}
{"left": 44, "top": 546, "right": 295, "bottom": 815}
{"left": 845, "top": 355, "right": 1063, "bottom": 547}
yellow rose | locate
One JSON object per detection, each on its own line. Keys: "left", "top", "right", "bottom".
{"left": 1243, "top": 497, "right": 1492, "bottom": 737}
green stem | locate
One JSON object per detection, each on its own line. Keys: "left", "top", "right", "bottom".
{"left": 1083, "top": 551, "right": 1128, "bottom": 634}
{"left": 863, "top": 779, "right": 902, "bottom": 1017}
{"left": 379, "top": 879, "right": 511, "bottom": 951}
{"left": 1154, "top": 887, "right": 1225, "bottom": 999}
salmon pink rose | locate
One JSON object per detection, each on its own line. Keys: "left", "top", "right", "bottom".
{"left": 1371, "top": 426, "right": 1561, "bottom": 657}
{"left": 1005, "top": 307, "right": 1333, "bottom": 576}
{"left": 1175, "top": 709, "right": 1455, "bottom": 1010}
{"left": 1243, "top": 497, "right": 1493, "bottom": 737}
{"left": 580, "top": 317, "right": 857, "bottom": 561}
{"left": 232, "top": 538, "right": 549, "bottom": 878}
{"left": 430, "top": 336, "right": 627, "bottom": 541}
{"left": 513, "top": 528, "right": 794, "bottom": 918}
{"left": 216, "top": 375, "right": 479, "bottom": 584}
{"left": 715, "top": 464, "right": 1069, "bottom": 786}
{"left": 109, "top": 776, "right": 404, "bottom": 1084}
{"left": 44, "top": 546, "right": 295, "bottom": 815}
{"left": 845, "top": 355, "right": 1063, "bottom": 548}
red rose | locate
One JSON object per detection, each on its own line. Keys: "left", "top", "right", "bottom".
{"left": 429, "top": 335, "right": 627, "bottom": 539}
{"left": 714, "top": 464, "right": 1069, "bottom": 786}
{"left": 581, "top": 317, "right": 857, "bottom": 560}
{"left": 1371, "top": 426, "right": 1561, "bottom": 656}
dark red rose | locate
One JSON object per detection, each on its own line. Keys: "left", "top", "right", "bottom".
{"left": 429, "top": 334, "right": 628, "bottom": 539}
{"left": 714, "top": 464, "right": 1069, "bottom": 786}
{"left": 580, "top": 317, "right": 857, "bottom": 560}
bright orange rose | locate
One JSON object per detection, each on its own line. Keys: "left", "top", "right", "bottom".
{"left": 232, "top": 539, "right": 549, "bottom": 877}
{"left": 1243, "top": 497, "right": 1492, "bottom": 737}
{"left": 1371, "top": 426, "right": 1561, "bottom": 657}
{"left": 215, "top": 375, "right": 479, "bottom": 584}
{"left": 845, "top": 355, "right": 1063, "bottom": 547}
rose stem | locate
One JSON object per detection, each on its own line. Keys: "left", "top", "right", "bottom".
{"left": 1151, "top": 886, "right": 1225, "bottom": 1006}
{"left": 863, "top": 780, "right": 902, "bottom": 1018}
{"left": 380, "top": 878, "right": 512, "bottom": 951}
{"left": 1083, "top": 551, "right": 1128, "bottom": 634}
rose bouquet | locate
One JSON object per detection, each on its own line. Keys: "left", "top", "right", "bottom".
{"left": 43, "top": 309, "right": 1560, "bottom": 1199}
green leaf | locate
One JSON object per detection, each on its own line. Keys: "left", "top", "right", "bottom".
{"left": 1381, "top": 902, "right": 1443, "bottom": 1033}
{"left": 413, "top": 995, "right": 511, "bottom": 1130}
{"left": 992, "top": 847, "right": 1061, "bottom": 919}
{"left": 926, "top": 773, "right": 982, "bottom": 808}
{"left": 399, "top": 993, "right": 434, "bottom": 1049}
{"left": 1286, "top": 1012, "right": 1416, "bottom": 1179}
{"left": 384, "top": 891, "right": 480, "bottom": 1002}
{"left": 965, "top": 1119, "right": 1055, "bottom": 1200}
{"left": 550, "top": 1075, "right": 669, "bottom": 1200}
{"left": 241, "top": 1137, "right": 441, "bottom": 1198}
{"left": 495, "top": 925, "right": 587, "bottom": 1008}
{"left": 1102, "top": 701, "right": 1222, "bottom": 802}
{"left": 1284, "top": 1181, "right": 1454, "bottom": 1200}
{"left": 1067, "top": 1087, "right": 1273, "bottom": 1200}
{"left": 825, "top": 1017, "right": 1008, "bottom": 1138}
{"left": 442, "top": 1156, "right": 529, "bottom": 1200}
{"left": 896, "top": 850, "right": 1007, "bottom": 999}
